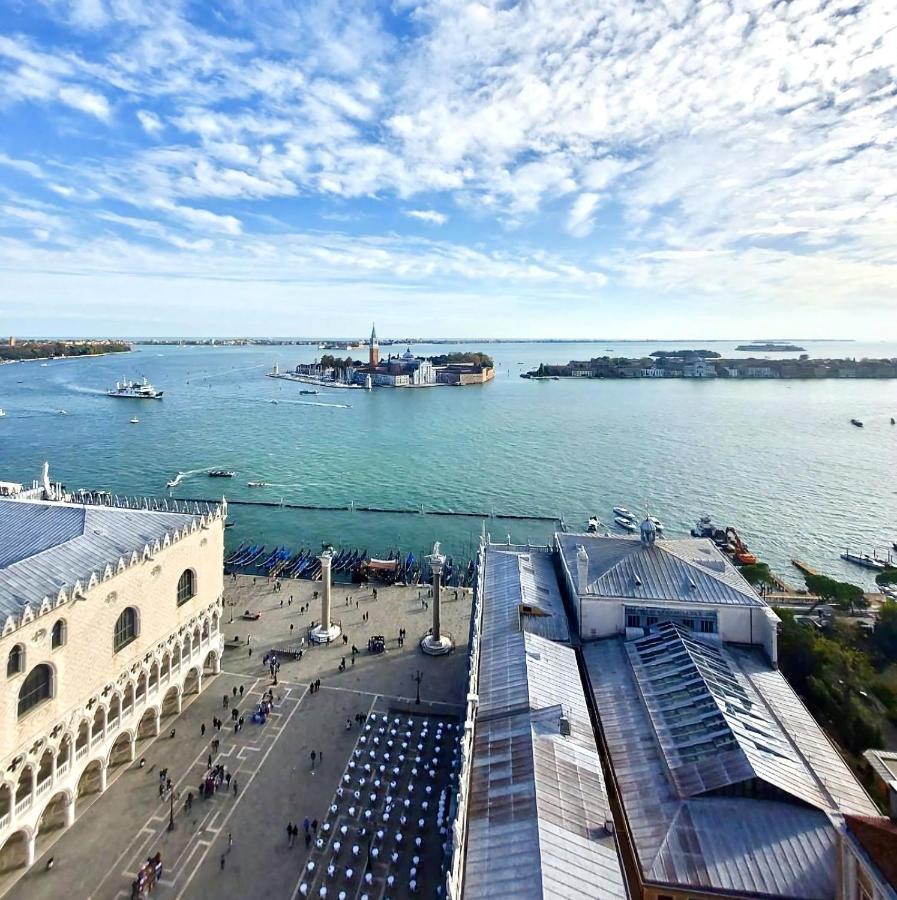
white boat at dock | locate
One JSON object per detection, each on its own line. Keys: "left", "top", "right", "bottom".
{"left": 129, "top": 416, "right": 139, "bottom": 424}
{"left": 588, "top": 515, "right": 601, "bottom": 533}
{"left": 166, "top": 472, "right": 185, "bottom": 488}
{"left": 612, "top": 506, "right": 633, "bottom": 519}
{"left": 841, "top": 550, "right": 890, "bottom": 570}
{"left": 615, "top": 516, "right": 637, "bottom": 531}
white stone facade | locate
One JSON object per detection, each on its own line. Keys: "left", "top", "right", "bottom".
{"left": 0, "top": 511, "right": 224, "bottom": 876}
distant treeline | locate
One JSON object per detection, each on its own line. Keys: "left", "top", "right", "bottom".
{"left": 649, "top": 349, "right": 722, "bottom": 359}
{"left": 318, "top": 354, "right": 360, "bottom": 370}
{"left": 0, "top": 340, "right": 131, "bottom": 361}
{"left": 428, "top": 351, "right": 494, "bottom": 368}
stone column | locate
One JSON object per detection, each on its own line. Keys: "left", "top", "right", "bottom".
{"left": 25, "top": 835, "right": 35, "bottom": 868}
{"left": 98, "top": 764, "right": 107, "bottom": 793}
{"left": 421, "top": 543, "right": 453, "bottom": 656}
{"left": 310, "top": 550, "right": 341, "bottom": 644}
{"left": 65, "top": 795, "right": 76, "bottom": 827}
{"left": 431, "top": 554, "right": 443, "bottom": 641}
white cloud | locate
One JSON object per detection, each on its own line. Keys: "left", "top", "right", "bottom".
{"left": 57, "top": 85, "right": 111, "bottom": 120}
{"left": 1, "top": 0, "right": 896, "bottom": 328}
{"left": 566, "top": 193, "right": 600, "bottom": 238}
{"left": 405, "top": 209, "right": 447, "bottom": 226}
{"left": 154, "top": 202, "right": 242, "bottom": 235}
{"left": 136, "top": 109, "right": 163, "bottom": 134}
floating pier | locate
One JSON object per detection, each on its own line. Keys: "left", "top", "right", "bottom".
{"left": 179, "top": 496, "right": 563, "bottom": 523}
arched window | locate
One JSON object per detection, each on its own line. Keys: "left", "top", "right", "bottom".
{"left": 176, "top": 570, "right": 196, "bottom": 606}
{"left": 51, "top": 619, "right": 66, "bottom": 649}
{"left": 7, "top": 644, "right": 24, "bottom": 678}
{"left": 18, "top": 664, "right": 53, "bottom": 717}
{"left": 114, "top": 608, "right": 139, "bottom": 653}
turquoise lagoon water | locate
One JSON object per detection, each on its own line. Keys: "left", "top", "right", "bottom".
{"left": 1, "top": 340, "right": 896, "bottom": 587}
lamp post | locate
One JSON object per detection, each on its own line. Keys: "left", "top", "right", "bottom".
{"left": 413, "top": 669, "right": 423, "bottom": 705}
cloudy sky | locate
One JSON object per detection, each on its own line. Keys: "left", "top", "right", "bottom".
{"left": 1, "top": 0, "right": 895, "bottom": 338}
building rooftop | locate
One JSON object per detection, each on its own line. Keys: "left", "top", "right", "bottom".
{"left": 584, "top": 634, "right": 879, "bottom": 898}
{"left": 845, "top": 815, "right": 897, "bottom": 891}
{"left": 0, "top": 498, "right": 217, "bottom": 629}
{"left": 556, "top": 531, "right": 765, "bottom": 607}
{"left": 865, "top": 748, "right": 897, "bottom": 784}
{"left": 463, "top": 547, "right": 625, "bottom": 898}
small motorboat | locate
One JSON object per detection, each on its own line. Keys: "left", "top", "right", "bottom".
{"left": 615, "top": 516, "right": 637, "bottom": 532}
{"left": 891, "top": 417, "right": 895, "bottom": 425}
{"left": 208, "top": 470, "right": 235, "bottom": 478}
{"left": 299, "top": 389, "right": 319, "bottom": 395}
{"left": 850, "top": 418, "right": 863, "bottom": 427}
{"left": 129, "top": 416, "right": 139, "bottom": 424}
{"left": 648, "top": 516, "right": 665, "bottom": 531}
{"left": 247, "top": 481, "right": 268, "bottom": 488}
{"left": 613, "top": 506, "right": 633, "bottom": 519}
{"left": 0, "top": 409, "right": 5, "bottom": 417}
{"left": 57, "top": 410, "right": 67, "bottom": 415}
{"left": 587, "top": 516, "right": 601, "bottom": 533}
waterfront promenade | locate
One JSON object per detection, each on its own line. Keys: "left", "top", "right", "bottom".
{"left": 4, "top": 576, "right": 472, "bottom": 900}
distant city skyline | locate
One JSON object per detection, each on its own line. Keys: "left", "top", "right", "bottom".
{"left": 1, "top": 1, "right": 895, "bottom": 338}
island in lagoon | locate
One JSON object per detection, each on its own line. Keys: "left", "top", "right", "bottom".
{"left": 523, "top": 351, "right": 897, "bottom": 379}
{"left": 735, "top": 342, "right": 806, "bottom": 352}
{"left": 0, "top": 338, "right": 131, "bottom": 363}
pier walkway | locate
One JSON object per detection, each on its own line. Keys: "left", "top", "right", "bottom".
{"left": 178, "top": 496, "right": 564, "bottom": 524}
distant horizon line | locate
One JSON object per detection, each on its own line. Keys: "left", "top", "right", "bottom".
{"left": 6, "top": 336, "right": 856, "bottom": 344}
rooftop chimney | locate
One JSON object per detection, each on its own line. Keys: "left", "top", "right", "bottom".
{"left": 576, "top": 545, "right": 589, "bottom": 595}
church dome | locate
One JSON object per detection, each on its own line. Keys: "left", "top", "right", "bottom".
{"left": 402, "top": 347, "right": 415, "bottom": 360}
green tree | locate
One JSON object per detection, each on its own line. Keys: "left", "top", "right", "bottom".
{"left": 870, "top": 600, "right": 897, "bottom": 664}
{"left": 739, "top": 563, "right": 775, "bottom": 587}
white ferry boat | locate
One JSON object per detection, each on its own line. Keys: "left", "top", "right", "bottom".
{"left": 107, "top": 377, "right": 163, "bottom": 399}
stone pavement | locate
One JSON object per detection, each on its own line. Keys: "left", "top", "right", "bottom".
{"left": 6, "top": 575, "right": 471, "bottom": 900}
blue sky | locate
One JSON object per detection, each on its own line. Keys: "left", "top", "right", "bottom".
{"left": 1, "top": 0, "right": 895, "bottom": 338}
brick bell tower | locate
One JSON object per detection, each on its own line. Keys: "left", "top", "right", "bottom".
{"left": 369, "top": 322, "right": 380, "bottom": 367}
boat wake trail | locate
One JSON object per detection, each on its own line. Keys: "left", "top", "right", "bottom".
{"left": 165, "top": 467, "right": 217, "bottom": 488}
{"left": 65, "top": 384, "right": 106, "bottom": 396}
{"left": 192, "top": 363, "right": 268, "bottom": 382}
{"left": 272, "top": 398, "right": 351, "bottom": 409}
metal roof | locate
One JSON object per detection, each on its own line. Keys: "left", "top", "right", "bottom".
{"left": 464, "top": 547, "right": 625, "bottom": 898}
{"left": 0, "top": 499, "right": 203, "bottom": 622}
{"left": 556, "top": 532, "right": 763, "bottom": 607}
{"left": 626, "top": 623, "right": 828, "bottom": 809}
{"left": 583, "top": 636, "right": 879, "bottom": 898}
{"left": 483, "top": 548, "right": 570, "bottom": 643}
{"left": 864, "top": 749, "right": 897, "bottom": 785}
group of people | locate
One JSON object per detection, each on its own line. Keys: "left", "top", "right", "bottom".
{"left": 130, "top": 853, "right": 163, "bottom": 898}
{"left": 199, "top": 762, "right": 234, "bottom": 800}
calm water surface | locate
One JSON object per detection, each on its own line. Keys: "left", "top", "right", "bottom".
{"left": 1, "top": 340, "right": 896, "bottom": 588}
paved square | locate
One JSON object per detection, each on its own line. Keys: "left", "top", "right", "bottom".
{"left": 5, "top": 576, "right": 471, "bottom": 900}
